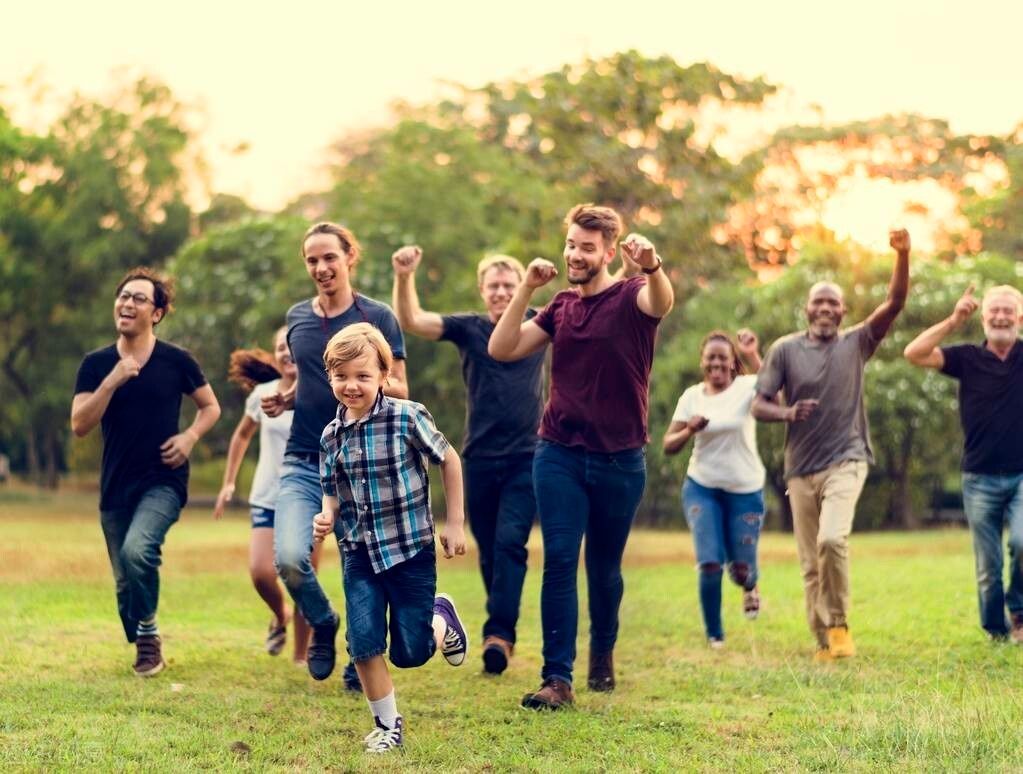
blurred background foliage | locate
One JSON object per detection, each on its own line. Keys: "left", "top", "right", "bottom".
{"left": 4, "top": 51, "right": 1022, "bottom": 528}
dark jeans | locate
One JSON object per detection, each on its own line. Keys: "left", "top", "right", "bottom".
{"left": 533, "top": 440, "right": 647, "bottom": 685}
{"left": 99, "top": 485, "right": 182, "bottom": 643}
{"left": 464, "top": 452, "right": 536, "bottom": 643}
{"left": 343, "top": 543, "right": 437, "bottom": 667}
{"left": 682, "top": 477, "right": 764, "bottom": 640}
{"left": 961, "top": 472, "right": 1023, "bottom": 636}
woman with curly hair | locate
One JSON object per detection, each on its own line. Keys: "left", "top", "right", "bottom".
{"left": 214, "top": 327, "right": 316, "bottom": 663}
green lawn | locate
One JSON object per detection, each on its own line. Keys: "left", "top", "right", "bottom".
{"left": 1, "top": 490, "right": 1021, "bottom": 772}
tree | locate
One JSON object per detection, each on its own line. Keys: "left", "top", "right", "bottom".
{"left": 0, "top": 78, "right": 197, "bottom": 485}
{"left": 164, "top": 214, "right": 311, "bottom": 453}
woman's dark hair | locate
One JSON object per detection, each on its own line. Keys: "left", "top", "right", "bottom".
{"left": 700, "top": 330, "right": 746, "bottom": 376}
{"left": 228, "top": 349, "right": 281, "bottom": 393}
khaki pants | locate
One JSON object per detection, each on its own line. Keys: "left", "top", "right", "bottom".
{"left": 787, "top": 460, "right": 868, "bottom": 646}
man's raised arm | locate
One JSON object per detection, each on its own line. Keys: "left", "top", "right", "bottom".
{"left": 864, "top": 229, "right": 911, "bottom": 341}
{"left": 488, "top": 258, "right": 554, "bottom": 361}
{"left": 904, "top": 284, "right": 978, "bottom": 370}
{"left": 391, "top": 245, "right": 444, "bottom": 341}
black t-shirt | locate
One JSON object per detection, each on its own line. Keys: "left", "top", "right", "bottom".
{"left": 285, "top": 296, "right": 405, "bottom": 456}
{"left": 940, "top": 340, "right": 1023, "bottom": 474}
{"left": 74, "top": 340, "right": 207, "bottom": 510}
{"left": 440, "top": 311, "right": 544, "bottom": 458}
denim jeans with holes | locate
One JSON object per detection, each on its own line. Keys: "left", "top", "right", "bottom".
{"left": 682, "top": 476, "right": 764, "bottom": 640}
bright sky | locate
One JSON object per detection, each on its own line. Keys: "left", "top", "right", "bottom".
{"left": 3, "top": 0, "right": 1021, "bottom": 211}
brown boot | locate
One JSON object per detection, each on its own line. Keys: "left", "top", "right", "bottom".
{"left": 587, "top": 650, "right": 615, "bottom": 692}
{"left": 482, "top": 635, "right": 513, "bottom": 675}
{"left": 133, "top": 634, "right": 165, "bottom": 677}
{"left": 520, "top": 678, "right": 575, "bottom": 710}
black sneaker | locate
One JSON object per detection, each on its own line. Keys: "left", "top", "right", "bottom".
{"left": 307, "top": 612, "right": 339, "bottom": 681}
{"left": 482, "top": 635, "right": 512, "bottom": 675}
{"left": 133, "top": 634, "right": 165, "bottom": 677}
{"left": 342, "top": 660, "right": 363, "bottom": 693}
{"left": 587, "top": 650, "right": 615, "bottom": 692}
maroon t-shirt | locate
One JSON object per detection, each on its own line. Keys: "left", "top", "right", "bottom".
{"left": 533, "top": 276, "right": 661, "bottom": 452}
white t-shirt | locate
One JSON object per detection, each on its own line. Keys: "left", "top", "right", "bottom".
{"left": 245, "top": 380, "right": 293, "bottom": 510}
{"left": 672, "top": 374, "right": 765, "bottom": 494}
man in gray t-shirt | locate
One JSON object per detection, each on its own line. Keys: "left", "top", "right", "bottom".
{"left": 753, "top": 229, "right": 911, "bottom": 662}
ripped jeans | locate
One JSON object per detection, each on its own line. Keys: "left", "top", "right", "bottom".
{"left": 682, "top": 477, "right": 764, "bottom": 640}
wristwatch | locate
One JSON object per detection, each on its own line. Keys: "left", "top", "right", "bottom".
{"left": 641, "top": 256, "right": 663, "bottom": 275}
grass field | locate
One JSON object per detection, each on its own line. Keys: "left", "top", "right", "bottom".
{"left": 2, "top": 489, "right": 1022, "bottom": 772}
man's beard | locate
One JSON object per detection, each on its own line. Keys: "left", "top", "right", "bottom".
{"left": 567, "top": 265, "right": 600, "bottom": 285}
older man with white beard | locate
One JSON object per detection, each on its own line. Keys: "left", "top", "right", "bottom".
{"left": 905, "top": 284, "right": 1023, "bottom": 643}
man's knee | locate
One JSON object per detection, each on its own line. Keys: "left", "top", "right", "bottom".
{"left": 817, "top": 534, "right": 848, "bottom": 556}
{"left": 119, "top": 541, "right": 157, "bottom": 576}
{"left": 698, "top": 562, "right": 723, "bottom": 575}
{"left": 274, "top": 544, "right": 311, "bottom": 588}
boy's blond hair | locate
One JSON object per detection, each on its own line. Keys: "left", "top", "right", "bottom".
{"left": 323, "top": 322, "right": 393, "bottom": 374}
{"left": 476, "top": 254, "right": 525, "bottom": 286}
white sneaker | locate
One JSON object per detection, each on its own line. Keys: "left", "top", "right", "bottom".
{"left": 364, "top": 716, "right": 403, "bottom": 753}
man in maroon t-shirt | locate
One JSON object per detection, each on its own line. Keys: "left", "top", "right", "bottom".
{"left": 489, "top": 203, "right": 674, "bottom": 710}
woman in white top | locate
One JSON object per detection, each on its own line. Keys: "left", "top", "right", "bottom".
{"left": 214, "top": 327, "right": 314, "bottom": 662}
{"left": 663, "top": 329, "right": 765, "bottom": 648}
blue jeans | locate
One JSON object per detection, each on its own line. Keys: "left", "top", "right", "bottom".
{"left": 274, "top": 456, "right": 335, "bottom": 627}
{"left": 464, "top": 452, "right": 536, "bottom": 643}
{"left": 99, "top": 485, "right": 182, "bottom": 643}
{"left": 533, "top": 440, "right": 647, "bottom": 685}
{"left": 961, "top": 472, "right": 1023, "bottom": 636}
{"left": 275, "top": 455, "right": 359, "bottom": 684}
{"left": 682, "top": 477, "right": 764, "bottom": 640}
{"left": 343, "top": 543, "right": 437, "bottom": 666}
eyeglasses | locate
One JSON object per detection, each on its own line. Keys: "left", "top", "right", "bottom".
{"left": 116, "top": 291, "right": 154, "bottom": 305}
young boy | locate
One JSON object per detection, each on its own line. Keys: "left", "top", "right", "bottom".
{"left": 313, "top": 322, "right": 469, "bottom": 753}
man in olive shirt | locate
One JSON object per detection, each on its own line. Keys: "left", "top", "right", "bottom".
{"left": 753, "top": 230, "right": 910, "bottom": 661}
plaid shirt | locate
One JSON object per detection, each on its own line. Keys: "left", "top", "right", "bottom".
{"left": 320, "top": 391, "right": 450, "bottom": 573}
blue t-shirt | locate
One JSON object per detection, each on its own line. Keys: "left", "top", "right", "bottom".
{"left": 440, "top": 310, "right": 544, "bottom": 458}
{"left": 285, "top": 295, "right": 405, "bottom": 456}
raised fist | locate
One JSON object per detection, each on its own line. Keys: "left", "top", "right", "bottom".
{"left": 525, "top": 258, "right": 558, "bottom": 289}
{"left": 392, "top": 245, "right": 423, "bottom": 275}
{"left": 889, "top": 229, "right": 911, "bottom": 255}
{"left": 736, "top": 329, "right": 759, "bottom": 358}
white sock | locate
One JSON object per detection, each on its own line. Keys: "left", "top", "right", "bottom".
{"left": 432, "top": 614, "right": 446, "bottom": 648}
{"left": 368, "top": 690, "right": 399, "bottom": 729}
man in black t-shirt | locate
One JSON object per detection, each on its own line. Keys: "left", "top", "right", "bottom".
{"left": 72, "top": 268, "right": 221, "bottom": 676}
{"left": 905, "top": 283, "right": 1023, "bottom": 642}
{"left": 392, "top": 247, "right": 543, "bottom": 674}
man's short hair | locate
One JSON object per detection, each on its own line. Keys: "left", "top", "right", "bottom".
{"left": 476, "top": 254, "right": 525, "bottom": 286}
{"left": 116, "top": 267, "right": 175, "bottom": 317}
{"left": 323, "top": 322, "right": 393, "bottom": 374}
{"left": 564, "top": 203, "right": 623, "bottom": 248}
{"left": 982, "top": 285, "right": 1023, "bottom": 313}
{"left": 303, "top": 222, "right": 362, "bottom": 266}
{"left": 807, "top": 281, "right": 844, "bottom": 302}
